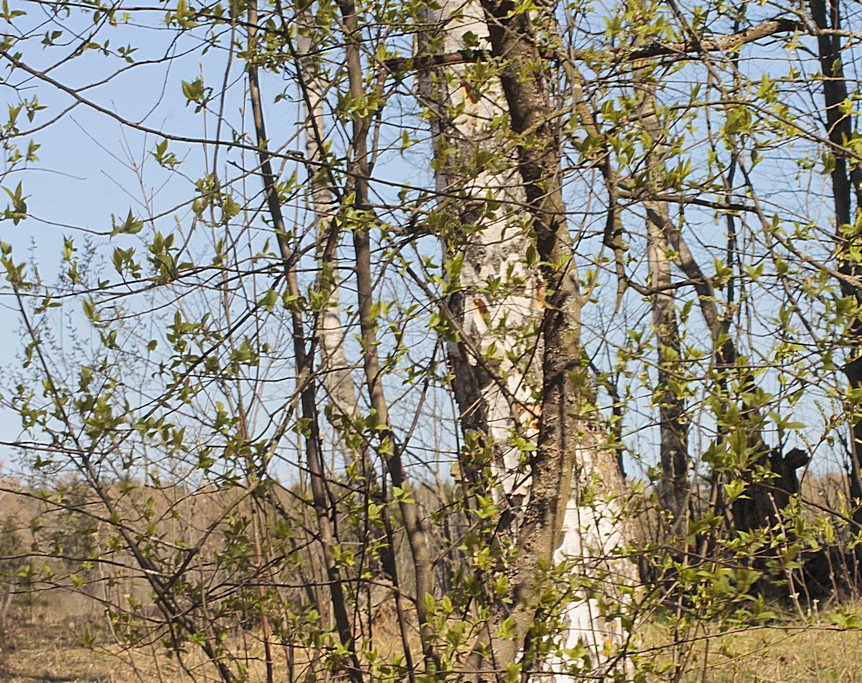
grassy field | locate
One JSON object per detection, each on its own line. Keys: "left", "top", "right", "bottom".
{"left": 2, "top": 609, "right": 861, "bottom": 682}
{"left": 653, "top": 621, "right": 862, "bottom": 682}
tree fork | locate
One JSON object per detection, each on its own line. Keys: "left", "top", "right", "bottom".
{"left": 466, "top": 0, "right": 631, "bottom": 676}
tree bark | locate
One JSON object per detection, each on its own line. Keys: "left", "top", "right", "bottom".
{"left": 337, "top": 0, "right": 440, "bottom": 671}
{"left": 418, "top": 6, "right": 541, "bottom": 512}
{"left": 247, "top": 5, "right": 362, "bottom": 678}
{"left": 294, "top": 26, "right": 419, "bottom": 673}
{"left": 422, "top": 2, "right": 631, "bottom": 678}
{"left": 636, "top": 82, "right": 691, "bottom": 527}
{"left": 808, "top": 0, "right": 862, "bottom": 540}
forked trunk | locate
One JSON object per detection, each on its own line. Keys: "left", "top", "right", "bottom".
{"left": 419, "top": 2, "right": 632, "bottom": 677}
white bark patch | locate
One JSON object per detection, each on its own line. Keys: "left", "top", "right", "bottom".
{"left": 427, "top": 0, "right": 542, "bottom": 503}
{"left": 545, "top": 443, "right": 629, "bottom": 680}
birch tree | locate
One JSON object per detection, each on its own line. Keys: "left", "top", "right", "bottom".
{"left": 417, "top": 2, "right": 633, "bottom": 677}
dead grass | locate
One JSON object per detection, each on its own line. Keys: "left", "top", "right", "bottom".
{"left": 640, "top": 602, "right": 862, "bottom": 682}
{"left": 679, "top": 624, "right": 862, "bottom": 682}
{"left": 0, "top": 614, "right": 357, "bottom": 683}
{"left": 1, "top": 645, "right": 129, "bottom": 683}
{"left": 2, "top": 606, "right": 862, "bottom": 681}
{"left": 1, "top": 637, "right": 278, "bottom": 683}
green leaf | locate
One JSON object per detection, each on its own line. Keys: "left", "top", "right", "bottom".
{"left": 112, "top": 209, "right": 144, "bottom": 236}
{"left": 182, "top": 77, "right": 206, "bottom": 106}
{"left": 259, "top": 288, "right": 279, "bottom": 312}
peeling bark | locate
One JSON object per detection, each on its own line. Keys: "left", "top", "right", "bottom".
{"left": 422, "top": 1, "right": 632, "bottom": 678}
{"left": 418, "top": 1, "right": 541, "bottom": 510}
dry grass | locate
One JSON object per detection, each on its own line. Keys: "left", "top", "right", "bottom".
{"left": 680, "top": 625, "right": 862, "bottom": 682}
{"left": 1, "top": 632, "right": 277, "bottom": 683}
{"left": 2, "top": 645, "right": 133, "bottom": 683}
{"left": 0, "top": 612, "right": 269, "bottom": 683}
{"left": 640, "top": 603, "right": 862, "bottom": 682}
{"left": 3, "top": 612, "right": 862, "bottom": 682}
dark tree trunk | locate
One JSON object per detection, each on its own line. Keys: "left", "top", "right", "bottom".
{"left": 808, "top": 0, "right": 862, "bottom": 540}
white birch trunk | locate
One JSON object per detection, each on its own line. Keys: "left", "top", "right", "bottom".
{"left": 298, "top": 29, "right": 360, "bottom": 434}
{"left": 419, "top": 2, "right": 540, "bottom": 505}
{"left": 307, "top": 96, "right": 359, "bottom": 427}
{"left": 549, "top": 436, "right": 630, "bottom": 680}
{"left": 421, "top": 2, "right": 632, "bottom": 678}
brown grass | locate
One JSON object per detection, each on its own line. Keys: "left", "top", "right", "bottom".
{"left": 641, "top": 604, "right": 862, "bottom": 682}
{"left": 2, "top": 610, "right": 862, "bottom": 682}
{"left": 0, "top": 624, "right": 277, "bottom": 683}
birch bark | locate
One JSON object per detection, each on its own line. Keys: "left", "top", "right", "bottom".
{"left": 418, "top": 4, "right": 541, "bottom": 510}
{"left": 296, "top": 26, "right": 360, "bottom": 444}
{"left": 296, "top": 14, "right": 446, "bottom": 669}
{"left": 420, "top": 2, "right": 632, "bottom": 678}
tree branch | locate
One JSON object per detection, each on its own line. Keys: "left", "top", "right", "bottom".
{"left": 385, "top": 17, "right": 802, "bottom": 73}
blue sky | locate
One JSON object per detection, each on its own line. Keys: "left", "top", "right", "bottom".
{"left": 1, "top": 0, "right": 857, "bottom": 484}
